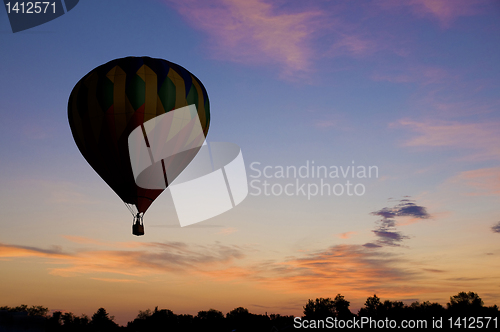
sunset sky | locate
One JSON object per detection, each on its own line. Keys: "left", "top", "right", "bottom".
{"left": 1, "top": 0, "right": 500, "bottom": 325}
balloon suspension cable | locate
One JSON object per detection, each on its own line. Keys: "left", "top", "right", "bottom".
{"left": 123, "top": 202, "right": 137, "bottom": 216}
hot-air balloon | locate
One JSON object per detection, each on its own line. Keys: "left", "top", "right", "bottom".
{"left": 68, "top": 56, "right": 210, "bottom": 236}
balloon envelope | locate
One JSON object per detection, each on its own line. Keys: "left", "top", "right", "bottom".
{"left": 68, "top": 56, "right": 210, "bottom": 214}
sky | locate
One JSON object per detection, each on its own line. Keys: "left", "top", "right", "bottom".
{"left": 1, "top": 0, "right": 500, "bottom": 326}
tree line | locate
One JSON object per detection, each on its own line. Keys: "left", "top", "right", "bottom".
{"left": 0, "top": 291, "right": 498, "bottom": 331}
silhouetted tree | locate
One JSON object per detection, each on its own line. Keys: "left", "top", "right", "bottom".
{"left": 332, "top": 294, "right": 353, "bottom": 318}
{"left": 197, "top": 308, "right": 224, "bottom": 321}
{"left": 1, "top": 293, "right": 499, "bottom": 332}
{"left": 91, "top": 307, "right": 119, "bottom": 331}
{"left": 0, "top": 305, "right": 47, "bottom": 332}
{"left": 269, "top": 313, "right": 295, "bottom": 331}
{"left": 46, "top": 311, "right": 63, "bottom": 331}
{"left": 303, "top": 298, "right": 336, "bottom": 319}
{"left": 409, "top": 301, "right": 445, "bottom": 319}
{"left": 226, "top": 307, "right": 270, "bottom": 332}
{"left": 379, "top": 300, "right": 405, "bottom": 318}
{"left": 62, "top": 313, "right": 90, "bottom": 332}
{"left": 61, "top": 312, "right": 75, "bottom": 326}
{"left": 358, "top": 294, "right": 382, "bottom": 317}
{"left": 137, "top": 308, "right": 152, "bottom": 320}
{"left": 195, "top": 308, "right": 225, "bottom": 330}
{"left": 0, "top": 304, "right": 49, "bottom": 317}
{"left": 448, "top": 292, "right": 483, "bottom": 309}
{"left": 28, "top": 305, "right": 49, "bottom": 317}
{"left": 226, "top": 306, "right": 250, "bottom": 319}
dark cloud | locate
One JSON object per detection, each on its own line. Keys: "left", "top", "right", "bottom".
{"left": 397, "top": 203, "right": 430, "bottom": 219}
{"left": 371, "top": 200, "right": 430, "bottom": 220}
{"left": 372, "top": 230, "right": 409, "bottom": 247}
{"left": 372, "top": 207, "right": 396, "bottom": 219}
{"left": 363, "top": 242, "right": 382, "bottom": 248}
{"left": 369, "top": 198, "right": 430, "bottom": 247}
{"left": 0, "top": 243, "right": 68, "bottom": 256}
{"left": 491, "top": 221, "right": 500, "bottom": 233}
{"left": 445, "top": 277, "right": 481, "bottom": 281}
{"left": 423, "top": 268, "right": 446, "bottom": 273}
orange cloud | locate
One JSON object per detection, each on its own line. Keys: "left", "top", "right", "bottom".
{"left": 218, "top": 227, "right": 238, "bottom": 235}
{"left": 0, "top": 243, "right": 68, "bottom": 259}
{"left": 338, "top": 232, "right": 356, "bottom": 239}
{"left": 0, "top": 241, "right": 246, "bottom": 279}
{"left": 201, "top": 244, "right": 433, "bottom": 301}
{"left": 90, "top": 278, "right": 146, "bottom": 283}
{"left": 63, "top": 235, "right": 146, "bottom": 249}
{"left": 392, "top": 120, "right": 500, "bottom": 160}
{"left": 0, "top": 241, "right": 419, "bottom": 297}
{"left": 62, "top": 235, "right": 109, "bottom": 246}
{"left": 165, "top": 0, "right": 322, "bottom": 75}
{"left": 2, "top": 240, "right": 496, "bottom": 308}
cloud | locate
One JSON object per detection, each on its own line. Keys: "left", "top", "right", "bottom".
{"left": 62, "top": 235, "right": 109, "bottom": 246}
{"left": 329, "top": 33, "right": 379, "bottom": 58}
{"left": 423, "top": 268, "right": 446, "bottom": 273}
{"left": 0, "top": 241, "right": 246, "bottom": 279}
{"left": 492, "top": 222, "right": 500, "bottom": 233}
{"left": 165, "top": 0, "right": 323, "bottom": 75}
{"left": 218, "top": 227, "right": 238, "bottom": 235}
{"left": 447, "top": 167, "right": 500, "bottom": 197}
{"left": 409, "top": 0, "right": 489, "bottom": 27}
{"left": 0, "top": 237, "right": 455, "bottom": 304}
{"left": 363, "top": 242, "right": 382, "bottom": 248}
{"left": 202, "top": 244, "right": 426, "bottom": 299}
{"left": 378, "top": 0, "right": 490, "bottom": 27}
{"left": 0, "top": 243, "right": 67, "bottom": 259}
{"left": 372, "top": 230, "right": 409, "bottom": 246}
{"left": 392, "top": 120, "right": 500, "bottom": 161}
{"left": 371, "top": 65, "right": 450, "bottom": 86}
{"left": 338, "top": 231, "right": 356, "bottom": 239}
{"left": 372, "top": 200, "right": 430, "bottom": 220}
{"left": 368, "top": 199, "right": 430, "bottom": 247}
{"left": 90, "top": 278, "right": 146, "bottom": 284}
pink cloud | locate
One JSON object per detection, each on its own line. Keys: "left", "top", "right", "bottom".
{"left": 379, "top": 0, "right": 490, "bottom": 27}
{"left": 409, "top": 0, "right": 489, "bottom": 26}
{"left": 448, "top": 167, "right": 500, "bottom": 196}
{"left": 392, "top": 120, "right": 500, "bottom": 160}
{"left": 165, "top": 0, "right": 322, "bottom": 75}
{"left": 371, "top": 65, "right": 450, "bottom": 85}
{"left": 329, "top": 34, "right": 379, "bottom": 58}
